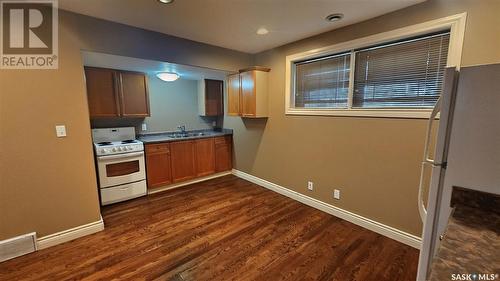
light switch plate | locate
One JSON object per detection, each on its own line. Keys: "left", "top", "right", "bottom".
{"left": 55, "top": 125, "right": 66, "bottom": 137}
{"left": 141, "top": 123, "right": 147, "bottom": 131}
{"left": 307, "top": 181, "right": 314, "bottom": 191}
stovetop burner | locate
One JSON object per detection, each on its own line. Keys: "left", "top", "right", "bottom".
{"left": 121, "top": 139, "right": 137, "bottom": 144}
{"left": 97, "top": 141, "right": 112, "bottom": 146}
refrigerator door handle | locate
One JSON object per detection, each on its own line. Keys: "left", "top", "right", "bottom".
{"left": 424, "top": 97, "right": 442, "bottom": 165}
{"left": 418, "top": 97, "right": 442, "bottom": 223}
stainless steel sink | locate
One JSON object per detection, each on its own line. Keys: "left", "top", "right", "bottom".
{"left": 168, "top": 132, "right": 207, "bottom": 138}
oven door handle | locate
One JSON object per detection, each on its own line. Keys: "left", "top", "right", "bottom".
{"left": 98, "top": 151, "right": 144, "bottom": 161}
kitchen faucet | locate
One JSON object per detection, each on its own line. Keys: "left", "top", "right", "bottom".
{"left": 177, "top": 125, "right": 186, "bottom": 134}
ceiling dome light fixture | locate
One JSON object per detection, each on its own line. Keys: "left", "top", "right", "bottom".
{"left": 157, "top": 0, "right": 174, "bottom": 4}
{"left": 325, "top": 13, "right": 344, "bottom": 22}
{"left": 256, "top": 27, "right": 269, "bottom": 35}
{"left": 156, "top": 72, "right": 180, "bottom": 82}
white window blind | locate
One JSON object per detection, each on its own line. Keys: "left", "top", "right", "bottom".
{"left": 353, "top": 32, "right": 450, "bottom": 108}
{"left": 294, "top": 53, "right": 351, "bottom": 108}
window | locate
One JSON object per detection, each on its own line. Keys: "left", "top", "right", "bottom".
{"left": 285, "top": 13, "right": 466, "bottom": 118}
{"left": 295, "top": 53, "right": 350, "bottom": 108}
{"left": 353, "top": 33, "right": 450, "bottom": 108}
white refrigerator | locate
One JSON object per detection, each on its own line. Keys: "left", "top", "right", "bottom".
{"left": 416, "top": 63, "right": 500, "bottom": 281}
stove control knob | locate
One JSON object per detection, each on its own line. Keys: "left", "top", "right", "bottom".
{"left": 112, "top": 148, "right": 116, "bottom": 152}
{"left": 126, "top": 146, "right": 131, "bottom": 150}
{"left": 100, "top": 149, "right": 105, "bottom": 154}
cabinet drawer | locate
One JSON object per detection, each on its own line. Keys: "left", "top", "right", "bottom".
{"left": 145, "top": 143, "right": 170, "bottom": 154}
{"left": 214, "top": 136, "right": 231, "bottom": 145}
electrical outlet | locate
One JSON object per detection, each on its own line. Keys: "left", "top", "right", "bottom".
{"left": 307, "top": 181, "right": 314, "bottom": 191}
{"left": 333, "top": 189, "right": 341, "bottom": 200}
{"left": 55, "top": 125, "right": 66, "bottom": 137}
{"left": 141, "top": 123, "right": 147, "bottom": 131}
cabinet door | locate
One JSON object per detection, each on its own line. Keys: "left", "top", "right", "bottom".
{"left": 195, "top": 138, "right": 215, "bottom": 177}
{"left": 240, "top": 71, "right": 256, "bottom": 117}
{"left": 119, "top": 71, "right": 150, "bottom": 117}
{"left": 204, "top": 79, "right": 223, "bottom": 116}
{"left": 227, "top": 74, "right": 240, "bottom": 116}
{"left": 85, "top": 67, "right": 120, "bottom": 118}
{"left": 215, "top": 137, "right": 232, "bottom": 172}
{"left": 170, "top": 141, "right": 196, "bottom": 183}
{"left": 145, "top": 144, "right": 172, "bottom": 188}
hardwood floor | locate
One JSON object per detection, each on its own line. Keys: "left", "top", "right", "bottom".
{"left": 0, "top": 175, "right": 419, "bottom": 281}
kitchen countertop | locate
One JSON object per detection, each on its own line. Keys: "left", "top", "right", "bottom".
{"left": 138, "top": 129, "right": 232, "bottom": 144}
{"left": 428, "top": 188, "right": 500, "bottom": 281}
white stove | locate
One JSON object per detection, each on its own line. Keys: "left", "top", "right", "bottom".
{"left": 91, "top": 127, "right": 147, "bottom": 205}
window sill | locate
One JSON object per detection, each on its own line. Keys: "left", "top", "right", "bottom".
{"left": 285, "top": 108, "right": 435, "bottom": 119}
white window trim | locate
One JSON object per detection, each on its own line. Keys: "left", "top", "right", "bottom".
{"left": 285, "top": 13, "right": 467, "bottom": 119}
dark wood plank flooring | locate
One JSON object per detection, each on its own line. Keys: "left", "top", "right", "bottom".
{"left": 0, "top": 175, "right": 419, "bottom": 281}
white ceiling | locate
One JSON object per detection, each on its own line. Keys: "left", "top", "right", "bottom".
{"left": 82, "top": 51, "right": 230, "bottom": 81}
{"left": 60, "top": 0, "right": 425, "bottom": 54}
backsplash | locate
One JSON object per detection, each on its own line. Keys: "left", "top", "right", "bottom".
{"left": 90, "top": 116, "right": 219, "bottom": 135}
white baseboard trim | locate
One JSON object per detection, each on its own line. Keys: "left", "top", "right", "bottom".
{"left": 37, "top": 216, "right": 104, "bottom": 250}
{"left": 232, "top": 169, "right": 422, "bottom": 249}
{"left": 148, "top": 171, "right": 232, "bottom": 195}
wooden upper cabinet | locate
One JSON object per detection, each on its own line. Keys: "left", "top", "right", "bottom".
{"left": 145, "top": 143, "right": 172, "bottom": 188}
{"left": 198, "top": 79, "right": 223, "bottom": 116}
{"left": 170, "top": 140, "right": 196, "bottom": 183}
{"left": 119, "top": 71, "right": 150, "bottom": 117}
{"left": 85, "top": 67, "right": 120, "bottom": 118}
{"left": 194, "top": 138, "right": 215, "bottom": 177}
{"left": 227, "top": 74, "right": 241, "bottom": 116}
{"left": 85, "top": 67, "right": 150, "bottom": 119}
{"left": 240, "top": 71, "right": 256, "bottom": 117}
{"left": 230, "top": 67, "right": 270, "bottom": 118}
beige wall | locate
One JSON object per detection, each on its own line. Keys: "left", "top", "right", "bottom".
{"left": 0, "top": 20, "right": 101, "bottom": 240}
{"left": 0, "top": 11, "right": 251, "bottom": 240}
{"left": 224, "top": 0, "right": 500, "bottom": 236}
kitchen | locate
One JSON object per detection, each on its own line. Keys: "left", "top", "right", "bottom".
{"left": 0, "top": 0, "right": 499, "bottom": 280}
{"left": 82, "top": 52, "right": 246, "bottom": 203}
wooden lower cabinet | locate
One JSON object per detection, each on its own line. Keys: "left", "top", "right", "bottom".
{"left": 145, "top": 136, "right": 232, "bottom": 189}
{"left": 145, "top": 143, "right": 172, "bottom": 188}
{"left": 215, "top": 136, "right": 232, "bottom": 172}
{"left": 194, "top": 138, "right": 216, "bottom": 177}
{"left": 170, "top": 140, "right": 196, "bottom": 183}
